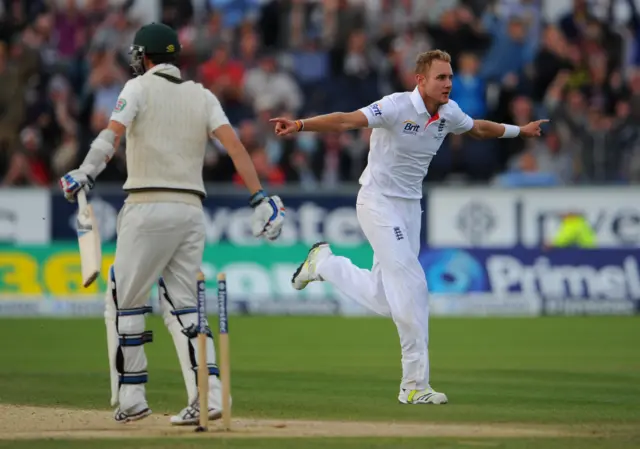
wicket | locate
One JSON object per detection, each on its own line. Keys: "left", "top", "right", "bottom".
{"left": 195, "top": 271, "right": 208, "bottom": 432}
{"left": 194, "top": 271, "right": 231, "bottom": 433}
{"left": 217, "top": 272, "right": 231, "bottom": 431}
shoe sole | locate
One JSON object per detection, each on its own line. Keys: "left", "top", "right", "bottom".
{"left": 399, "top": 400, "right": 448, "bottom": 405}
{"left": 398, "top": 394, "right": 448, "bottom": 405}
{"left": 170, "top": 410, "right": 223, "bottom": 426}
{"left": 291, "top": 241, "right": 328, "bottom": 290}
{"left": 115, "top": 408, "right": 152, "bottom": 423}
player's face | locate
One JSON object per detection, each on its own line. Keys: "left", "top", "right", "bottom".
{"left": 419, "top": 60, "right": 453, "bottom": 104}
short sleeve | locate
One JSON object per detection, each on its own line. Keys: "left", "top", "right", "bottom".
{"left": 204, "top": 88, "right": 230, "bottom": 134}
{"left": 448, "top": 100, "right": 474, "bottom": 135}
{"left": 358, "top": 95, "right": 399, "bottom": 129}
{"left": 109, "top": 79, "right": 142, "bottom": 128}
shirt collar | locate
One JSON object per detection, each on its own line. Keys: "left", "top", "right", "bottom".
{"left": 145, "top": 63, "right": 182, "bottom": 79}
{"left": 410, "top": 86, "right": 428, "bottom": 115}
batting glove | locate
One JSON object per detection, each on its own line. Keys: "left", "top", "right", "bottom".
{"left": 59, "top": 169, "right": 95, "bottom": 203}
{"left": 250, "top": 190, "right": 285, "bottom": 241}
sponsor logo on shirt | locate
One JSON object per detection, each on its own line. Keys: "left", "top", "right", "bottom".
{"left": 368, "top": 103, "right": 382, "bottom": 116}
{"left": 402, "top": 120, "right": 420, "bottom": 135}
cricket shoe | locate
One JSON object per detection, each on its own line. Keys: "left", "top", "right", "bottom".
{"left": 291, "top": 242, "right": 332, "bottom": 290}
{"left": 114, "top": 404, "right": 152, "bottom": 423}
{"left": 398, "top": 388, "right": 448, "bottom": 405}
{"left": 170, "top": 401, "right": 223, "bottom": 426}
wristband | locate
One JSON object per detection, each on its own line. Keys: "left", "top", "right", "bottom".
{"left": 295, "top": 120, "right": 304, "bottom": 132}
{"left": 249, "top": 190, "right": 267, "bottom": 208}
{"left": 500, "top": 124, "right": 520, "bottom": 138}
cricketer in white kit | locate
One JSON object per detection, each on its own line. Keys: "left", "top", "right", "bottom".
{"left": 59, "top": 23, "right": 285, "bottom": 423}
{"left": 271, "top": 50, "right": 547, "bottom": 405}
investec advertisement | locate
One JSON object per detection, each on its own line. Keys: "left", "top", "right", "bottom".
{"left": 428, "top": 187, "right": 640, "bottom": 248}
{"left": 49, "top": 192, "right": 394, "bottom": 246}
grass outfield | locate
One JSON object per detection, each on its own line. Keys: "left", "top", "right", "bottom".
{"left": 0, "top": 316, "right": 638, "bottom": 448}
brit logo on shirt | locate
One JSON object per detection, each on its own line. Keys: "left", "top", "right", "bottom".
{"left": 368, "top": 103, "right": 382, "bottom": 116}
{"left": 402, "top": 120, "right": 420, "bottom": 135}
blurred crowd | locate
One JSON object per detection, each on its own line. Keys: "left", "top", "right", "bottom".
{"left": 2, "top": 0, "right": 640, "bottom": 189}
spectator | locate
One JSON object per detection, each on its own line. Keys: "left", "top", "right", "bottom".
{"left": 53, "top": 0, "right": 88, "bottom": 65}
{"left": 199, "top": 43, "right": 245, "bottom": 102}
{"left": 451, "top": 52, "right": 487, "bottom": 118}
{"left": 3, "top": 127, "right": 50, "bottom": 186}
{"left": 2, "top": 0, "right": 639, "bottom": 188}
{"left": 479, "top": 17, "right": 535, "bottom": 83}
{"left": 232, "top": 146, "right": 285, "bottom": 186}
{"left": 532, "top": 25, "right": 573, "bottom": 102}
{"left": 243, "top": 53, "right": 302, "bottom": 115}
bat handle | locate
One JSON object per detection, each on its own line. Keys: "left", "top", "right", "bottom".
{"left": 77, "top": 189, "right": 88, "bottom": 211}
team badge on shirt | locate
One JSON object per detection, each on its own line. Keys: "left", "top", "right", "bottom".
{"left": 435, "top": 118, "right": 446, "bottom": 140}
{"left": 114, "top": 98, "right": 127, "bottom": 112}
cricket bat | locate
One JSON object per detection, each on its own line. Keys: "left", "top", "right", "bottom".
{"left": 217, "top": 272, "right": 231, "bottom": 431}
{"left": 76, "top": 190, "right": 101, "bottom": 288}
{"left": 195, "top": 271, "right": 209, "bottom": 432}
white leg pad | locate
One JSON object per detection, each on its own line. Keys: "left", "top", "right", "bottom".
{"left": 105, "top": 265, "right": 119, "bottom": 407}
{"left": 159, "top": 280, "right": 223, "bottom": 409}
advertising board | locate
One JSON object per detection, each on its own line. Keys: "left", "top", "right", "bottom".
{"left": 0, "top": 189, "right": 50, "bottom": 244}
{"left": 420, "top": 248, "right": 640, "bottom": 315}
{"left": 428, "top": 187, "right": 640, "bottom": 249}
{"left": 0, "top": 243, "right": 375, "bottom": 317}
{"left": 50, "top": 192, "right": 377, "bottom": 247}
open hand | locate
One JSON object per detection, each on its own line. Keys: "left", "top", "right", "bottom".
{"left": 269, "top": 117, "right": 298, "bottom": 137}
{"left": 520, "top": 119, "right": 549, "bottom": 138}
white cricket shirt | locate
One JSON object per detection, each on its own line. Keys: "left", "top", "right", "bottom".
{"left": 358, "top": 87, "right": 474, "bottom": 199}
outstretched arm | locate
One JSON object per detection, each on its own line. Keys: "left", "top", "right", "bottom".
{"left": 270, "top": 111, "right": 369, "bottom": 136}
{"left": 270, "top": 96, "right": 400, "bottom": 136}
{"left": 465, "top": 119, "right": 549, "bottom": 139}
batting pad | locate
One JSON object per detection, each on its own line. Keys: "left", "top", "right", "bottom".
{"left": 105, "top": 266, "right": 153, "bottom": 410}
{"left": 159, "top": 278, "right": 223, "bottom": 409}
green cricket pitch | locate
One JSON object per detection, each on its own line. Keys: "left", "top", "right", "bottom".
{"left": 0, "top": 315, "right": 638, "bottom": 449}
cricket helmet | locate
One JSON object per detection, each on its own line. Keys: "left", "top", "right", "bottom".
{"left": 129, "top": 22, "right": 181, "bottom": 75}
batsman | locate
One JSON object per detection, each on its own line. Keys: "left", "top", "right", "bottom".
{"left": 59, "top": 23, "right": 285, "bottom": 424}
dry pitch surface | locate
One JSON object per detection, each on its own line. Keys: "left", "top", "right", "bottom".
{"left": 0, "top": 404, "right": 591, "bottom": 441}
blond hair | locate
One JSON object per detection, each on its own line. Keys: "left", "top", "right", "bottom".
{"left": 414, "top": 50, "right": 452, "bottom": 74}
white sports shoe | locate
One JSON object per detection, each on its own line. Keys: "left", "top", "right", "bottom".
{"left": 170, "top": 402, "right": 223, "bottom": 426}
{"left": 398, "top": 388, "right": 448, "bottom": 405}
{"left": 291, "top": 242, "right": 332, "bottom": 290}
{"left": 114, "top": 404, "right": 152, "bottom": 423}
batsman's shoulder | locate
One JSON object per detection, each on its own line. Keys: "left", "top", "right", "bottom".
{"left": 123, "top": 76, "right": 143, "bottom": 92}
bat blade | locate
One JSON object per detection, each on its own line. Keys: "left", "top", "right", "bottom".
{"left": 76, "top": 190, "right": 101, "bottom": 288}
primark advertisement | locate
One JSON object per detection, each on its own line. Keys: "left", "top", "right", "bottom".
{"left": 0, "top": 187, "right": 638, "bottom": 316}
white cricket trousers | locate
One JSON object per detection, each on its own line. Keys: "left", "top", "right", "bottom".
{"left": 106, "top": 196, "right": 222, "bottom": 412}
{"left": 317, "top": 188, "right": 430, "bottom": 391}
